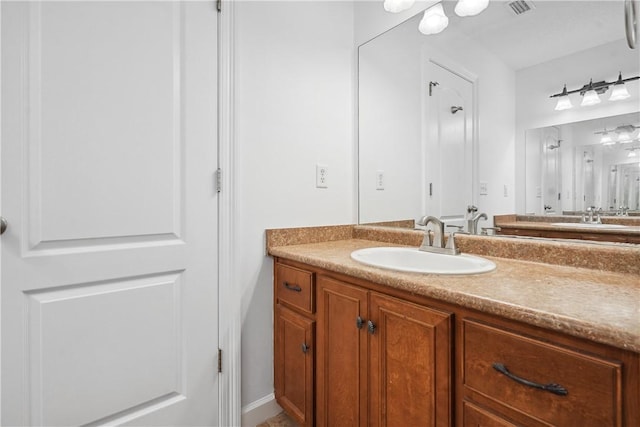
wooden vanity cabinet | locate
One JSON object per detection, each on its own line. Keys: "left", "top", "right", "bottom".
{"left": 273, "top": 258, "right": 640, "bottom": 427}
{"left": 274, "top": 262, "right": 316, "bottom": 427}
{"left": 315, "top": 275, "right": 452, "bottom": 427}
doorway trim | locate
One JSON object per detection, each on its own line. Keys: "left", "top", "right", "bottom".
{"left": 218, "top": 1, "right": 242, "bottom": 425}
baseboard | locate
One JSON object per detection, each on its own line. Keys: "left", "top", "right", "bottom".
{"left": 241, "top": 393, "right": 282, "bottom": 427}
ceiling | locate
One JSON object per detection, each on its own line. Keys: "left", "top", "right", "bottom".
{"left": 443, "top": 0, "right": 627, "bottom": 70}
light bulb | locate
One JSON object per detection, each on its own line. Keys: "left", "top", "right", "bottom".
{"left": 553, "top": 84, "right": 572, "bottom": 111}
{"left": 419, "top": 3, "right": 449, "bottom": 35}
{"left": 628, "top": 150, "right": 637, "bottom": 158}
{"left": 600, "top": 133, "right": 613, "bottom": 144}
{"left": 609, "top": 72, "right": 631, "bottom": 101}
{"left": 455, "top": 0, "right": 490, "bottom": 17}
{"left": 383, "top": 0, "right": 416, "bottom": 13}
{"left": 618, "top": 131, "right": 632, "bottom": 142}
{"left": 554, "top": 96, "right": 572, "bottom": 111}
{"left": 581, "top": 89, "right": 601, "bottom": 106}
{"left": 609, "top": 84, "right": 630, "bottom": 101}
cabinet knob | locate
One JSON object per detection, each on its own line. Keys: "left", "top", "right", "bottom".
{"left": 356, "top": 316, "right": 364, "bottom": 329}
{"left": 0, "top": 217, "right": 7, "bottom": 235}
{"left": 301, "top": 343, "right": 310, "bottom": 353}
{"left": 367, "top": 320, "right": 376, "bottom": 335}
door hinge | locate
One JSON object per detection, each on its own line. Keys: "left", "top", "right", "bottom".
{"left": 216, "top": 0, "right": 221, "bottom": 13}
{"left": 218, "top": 348, "right": 222, "bottom": 373}
{"left": 215, "top": 168, "right": 222, "bottom": 193}
{"left": 429, "top": 81, "right": 439, "bottom": 96}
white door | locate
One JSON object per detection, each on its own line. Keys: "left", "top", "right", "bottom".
{"left": 1, "top": 1, "right": 219, "bottom": 425}
{"left": 424, "top": 61, "right": 474, "bottom": 224}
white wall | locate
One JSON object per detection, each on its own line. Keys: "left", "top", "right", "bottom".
{"left": 359, "top": 17, "right": 424, "bottom": 224}
{"left": 235, "top": 1, "right": 355, "bottom": 407}
{"left": 515, "top": 40, "right": 640, "bottom": 212}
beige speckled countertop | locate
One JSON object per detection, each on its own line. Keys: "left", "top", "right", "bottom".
{"left": 267, "top": 226, "right": 640, "bottom": 353}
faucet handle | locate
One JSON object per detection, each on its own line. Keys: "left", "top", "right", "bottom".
{"left": 481, "top": 226, "right": 501, "bottom": 236}
{"left": 446, "top": 224, "right": 464, "bottom": 231}
{"left": 444, "top": 231, "right": 461, "bottom": 255}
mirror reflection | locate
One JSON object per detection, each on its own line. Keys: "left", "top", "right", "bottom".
{"left": 358, "top": 0, "right": 640, "bottom": 239}
{"left": 525, "top": 112, "right": 640, "bottom": 216}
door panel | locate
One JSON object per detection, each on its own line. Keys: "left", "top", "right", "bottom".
{"left": 1, "top": 1, "right": 219, "bottom": 425}
{"left": 28, "top": 274, "right": 182, "bottom": 426}
{"left": 369, "top": 292, "right": 452, "bottom": 427}
{"left": 316, "top": 277, "right": 368, "bottom": 427}
{"left": 425, "top": 61, "right": 474, "bottom": 224}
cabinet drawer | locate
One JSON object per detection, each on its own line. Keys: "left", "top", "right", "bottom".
{"left": 275, "top": 263, "right": 314, "bottom": 314}
{"left": 463, "top": 319, "right": 622, "bottom": 427}
{"left": 463, "top": 401, "right": 517, "bottom": 427}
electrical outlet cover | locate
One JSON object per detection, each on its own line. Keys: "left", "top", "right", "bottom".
{"left": 316, "top": 164, "right": 328, "bottom": 188}
{"left": 376, "top": 170, "right": 384, "bottom": 190}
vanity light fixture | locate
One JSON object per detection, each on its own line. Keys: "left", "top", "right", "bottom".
{"left": 383, "top": 0, "right": 415, "bottom": 13}
{"left": 600, "top": 131, "right": 614, "bottom": 145}
{"left": 595, "top": 124, "right": 640, "bottom": 145}
{"left": 628, "top": 148, "right": 638, "bottom": 158}
{"left": 609, "top": 72, "right": 632, "bottom": 101}
{"left": 384, "top": 1, "right": 490, "bottom": 35}
{"left": 553, "top": 85, "right": 573, "bottom": 111}
{"left": 580, "top": 80, "right": 601, "bottom": 106}
{"left": 419, "top": 3, "right": 449, "bottom": 35}
{"left": 550, "top": 72, "right": 639, "bottom": 110}
{"left": 455, "top": 0, "right": 490, "bottom": 17}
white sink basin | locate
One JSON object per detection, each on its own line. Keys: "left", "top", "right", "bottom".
{"left": 550, "top": 223, "right": 629, "bottom": 229}
{"left": 350, "top": 247, "right": 496, "bottom": 275}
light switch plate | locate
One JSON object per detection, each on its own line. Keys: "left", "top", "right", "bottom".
{"left": 479, "top": 182, "right": 488, "bottom": 195}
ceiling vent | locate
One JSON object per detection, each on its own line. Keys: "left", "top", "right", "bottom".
{"left": 506, "top": 0, "right": 535, "bottom": 16}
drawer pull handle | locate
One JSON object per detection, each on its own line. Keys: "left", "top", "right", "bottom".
{"left": 492, "top": 363, "right": 568, "bottom": 396}
{"left": 283, "top": 282, "right": 302, "bottom": 292}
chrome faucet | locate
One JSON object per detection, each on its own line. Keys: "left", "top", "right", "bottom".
{"left": 582, "top": 206, "right": 602, "bottom": 224}
{"left": 417, "top": 215, "right": 460, "bottom": 255}
{"left": 468, "top": 212, "right": 488, "bottom": 235}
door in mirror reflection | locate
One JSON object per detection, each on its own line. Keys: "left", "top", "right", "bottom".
{"left": 425, "top": 62, "right": 473, "bottom": 223}
{"left": 542, "top": 127, "right": 561, "bottom": 214}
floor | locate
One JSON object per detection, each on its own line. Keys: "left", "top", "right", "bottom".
{"left": 256, "top": 411, "right": 299, "bottom": 427}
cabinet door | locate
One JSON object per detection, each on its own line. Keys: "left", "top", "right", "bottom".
{"left": 369, "top": 292, "right": 452, "bottom": 427}
{"left": 274, "top": 305, "right": 314, "bottom": 427}
{"left": 316, "top": 276, "right": 369, "bottom": 427}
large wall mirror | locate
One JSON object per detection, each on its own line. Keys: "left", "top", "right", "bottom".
{"left": 358, "top": 0, "right": 640, "bottom": 232}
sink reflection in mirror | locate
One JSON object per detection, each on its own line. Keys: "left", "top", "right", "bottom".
{"left": 350, "top": 247, "right": 496, "bottom": 275}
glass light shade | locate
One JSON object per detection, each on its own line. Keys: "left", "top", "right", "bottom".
{"left": 581, "top": 89, "right": 601, "bottom": 106}
{"left": 628, "top": 151, "right": 637, "bottom": 158}
{"left": 419, "top": 3, "right": 449, "bottom": 35}
{"left": 554, "top": 96, "right": 572, "bottom": 111}
{"left": 383, "top": 0, "right": 416, "bottom": 13}
{"left": 600, "top": 133, "right": 613, "bottom": 144}
{"left": 609, "top": 83, "right": 631, "bottom": 101}
{"left": 617, "top": 131, "right": 632, "bottom": 142}
{"left": 455, "top": 0, "right": 490, "bottom": 17}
